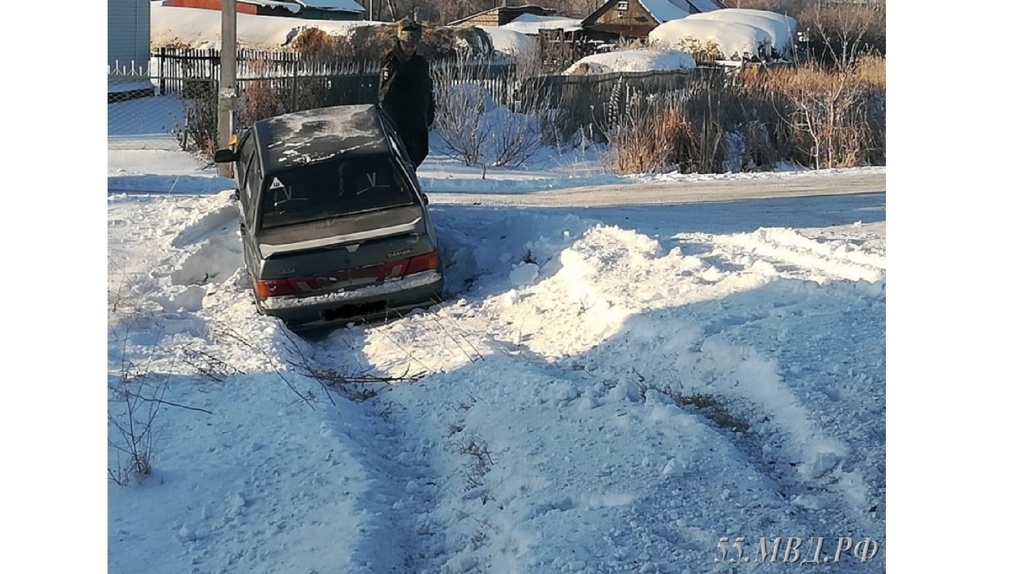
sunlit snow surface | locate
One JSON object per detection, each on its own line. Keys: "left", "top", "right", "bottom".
{"left": 108, "top": 99, "right": 885, "bottom": 573}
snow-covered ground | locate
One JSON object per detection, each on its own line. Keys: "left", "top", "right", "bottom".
{"left": 101, "top": 92, "right": 892, "bottom": 573}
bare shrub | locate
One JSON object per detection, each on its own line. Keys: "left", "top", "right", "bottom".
{"left": 606, "top": 73, "right": 728, "bottom": 175}
{"left": 767, "top": 60, "right": 883, "bottom": 168}
{"left": 674, "top": 38, "right": 728, "bottom": 64}
{"left": 461, "top": 436, "right": 494, "bottom": 497}
{"left": 432, "top": 53, "right": 544, "bottom": 170}
{"left": 432, "top": 56, "right": 488, "bottom": 165}
{"left": 173, "top": 87, "right": 218, "bottom": 154}
{"left": 606, "top": 94, "right": 683, "bottom": 174}
{"left": 799, "top": 2, "right": 886, "bottom": 68}
{"left": 108, "top": 367, "right": 164, "bottom": 485}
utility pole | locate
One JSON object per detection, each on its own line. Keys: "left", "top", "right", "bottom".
{"left": 218, "top": 0, "right": 238, "bottom": 177}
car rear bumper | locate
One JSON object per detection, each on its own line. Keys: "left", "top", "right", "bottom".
{"left": 257, "top": 271, "right": 443, "bottom": 329}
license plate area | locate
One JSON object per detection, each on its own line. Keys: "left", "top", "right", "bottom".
{"left": 321, "top": 300, "right": 388, "bottom": 322}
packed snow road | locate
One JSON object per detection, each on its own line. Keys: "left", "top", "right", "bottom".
{"left": 428, "top": 169, "right": 885, "bottom": 207}
{"left": 107, "top": 170, "right": 886, "bottom": 573}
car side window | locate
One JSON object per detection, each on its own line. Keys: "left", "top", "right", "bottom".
{"left": 245, "top": 153, "right": 261, "bottom": 224}
{"left": 238, "top": 134, "right": 256, "bottom": 197}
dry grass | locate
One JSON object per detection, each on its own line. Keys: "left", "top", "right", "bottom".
{"left": 288, "top": 23, "right": 495, "bottom": 62}
{"left": 765, "top": 61, "right": 884, "bottom": 168}
{"left": 855, "top": 54, "right": 886, "bottom": 89}
{"left": 604, "top": 56, "right": 885, "bottom": 174}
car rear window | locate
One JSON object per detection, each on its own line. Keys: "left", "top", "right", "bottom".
{"left": 259, "top": 155, "right": 415, "bottom": 229}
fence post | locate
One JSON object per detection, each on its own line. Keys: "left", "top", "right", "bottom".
{"left": 291, "top": 56, "right": 298, "bottom": 111}
{"left": 157, "top": 48, "right": 164, "bottom": 95}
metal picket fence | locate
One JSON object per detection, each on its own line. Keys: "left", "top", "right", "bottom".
{"left": 107, "top": 46, "right": 724, "bottom": 154}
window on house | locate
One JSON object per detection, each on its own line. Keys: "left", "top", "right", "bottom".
{"left": 617, "top": 1, "right": 629, "bottom": 10}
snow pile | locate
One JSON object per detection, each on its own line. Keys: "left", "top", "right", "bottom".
{"left": 562, "top": 48, "right": 697, "bottom": 75}
{"left": 649, "top": 17, "right": 772, "bottom": 61}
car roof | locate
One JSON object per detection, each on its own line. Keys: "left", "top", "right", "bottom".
{"left": 253, "top": 104, "right": 392, "bottom": 173}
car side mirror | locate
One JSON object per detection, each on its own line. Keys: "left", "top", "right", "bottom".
{"left": 213, "top": 148, "right": 237, "bottom": 163}
{"left": 422, "top": 193, "right": 429, "bottom": 206}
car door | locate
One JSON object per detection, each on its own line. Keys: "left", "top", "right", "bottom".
{"left": 235, "top": 132, "right": 265, "bottom": 279}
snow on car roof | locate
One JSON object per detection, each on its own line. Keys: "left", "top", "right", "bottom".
{"left": 255, "top": 104, "right": 390, "bottom": 171}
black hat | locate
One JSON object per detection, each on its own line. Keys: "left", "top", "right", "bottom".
{"left": 397, "top": 18, "right": 422, "bottom": 43}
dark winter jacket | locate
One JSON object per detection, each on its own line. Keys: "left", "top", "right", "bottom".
{"left": 378, "top": 45, "right": 436, "bottom": 168}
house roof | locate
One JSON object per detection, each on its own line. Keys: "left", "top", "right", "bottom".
{"left": 640, "top": 0, "right": 691, "bottom": 22}
{"left": 642, "top": 0, "right": 726, "bottom": 22}
{"left": 447, "top": 4, "right": 557, "bottom": 26}
{"left": 683, "top": 0, "right": 726, "bottom": 13}
{"left": 237, "top": 0, "right": 365, "bottom": 13}
{"left": 582, "top": 0, "right": 724, "bottom": 28}
{"left": 294, "top": 0, "right": 365, "bottom": 12}
{"left": 500, "top": 14, "right": 583, "bottom": 34}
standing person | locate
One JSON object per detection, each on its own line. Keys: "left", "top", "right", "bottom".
{"left": 378, "top": 19, "right": 436, "bottom": 169}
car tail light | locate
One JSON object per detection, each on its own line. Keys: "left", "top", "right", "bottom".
{"left": 255, "top": 251, "right": 440, "bottom": 299}
{"left": 253, "top": 278, "right": 298, "bottom": 299}
{"left": 405, "top": 252, "right": 441, "bottom": 275}
{"left": 379, "top": 259, "right": 407, "bottom": 279}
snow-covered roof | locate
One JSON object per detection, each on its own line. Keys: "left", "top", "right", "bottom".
{"left": 500, "top": 14, "right": 583, "bottom": 35}
{"left": 648, "top": 18, "right": 771, "bottom": 61}
{"left": 682, "top": 0, "right": 726, "bottom": 13}
{"left": 639, "top": 0, "right": 692, "bottom": 23}
{"left": 238, "top": 0, "right": 301, "bottom": 11}
{"left": 686, "top": 9, "right": 796, "bottom": 58}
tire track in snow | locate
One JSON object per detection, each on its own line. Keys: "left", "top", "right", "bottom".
{"left": 292, "top": 331, "right": 453, "bottom": 573}
{"left": 705, "top": 227, "right": 886, "bottom": 284}
{"left": 349, "top": 221, "right": 885, "bottom": 566}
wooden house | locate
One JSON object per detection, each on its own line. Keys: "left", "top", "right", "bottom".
{"left": 580, "top": 0, "right": 725, "bottom": 42}
{"left": 447, "top": 4, "right": 557, "bottom": 28}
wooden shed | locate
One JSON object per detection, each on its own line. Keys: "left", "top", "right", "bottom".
{"left": 581, "top": 0, "right": 725, "bottom": 41}
{"left": 448, "top": 4, "right": 557, "bottom": 28}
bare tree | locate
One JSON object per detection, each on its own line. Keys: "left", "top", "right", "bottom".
{"left": 800, "top": 2, "right": 886, "bottom": 68}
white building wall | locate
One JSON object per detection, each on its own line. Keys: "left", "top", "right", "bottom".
{"left": 108, "top": 0, "right": 151, "bottom": 71}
